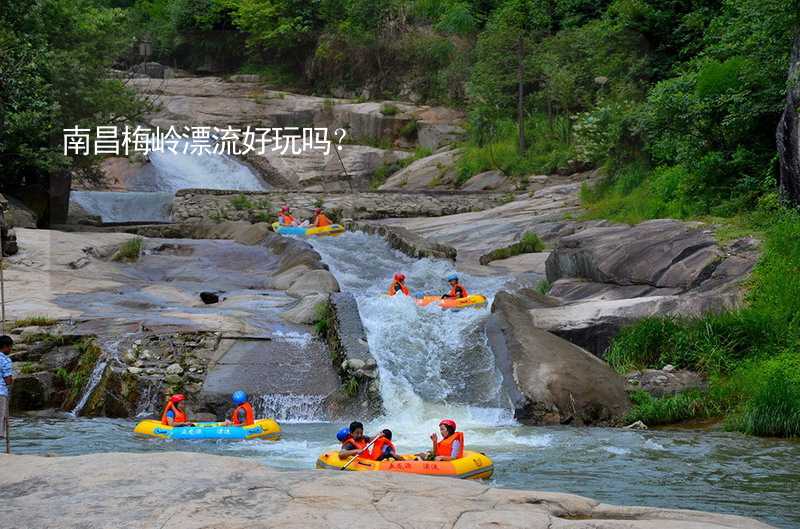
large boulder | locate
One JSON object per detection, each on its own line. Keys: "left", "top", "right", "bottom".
{"left": 10, "top": 372, "right": 55, "bottom": 411}
{"left": 380, "top": 149, "right": 461, "bottom": 189}
{"left": 778, "top": 34, "right": 800, "bottom": 205}
{"left": 286, "top": 269, "right": 340, "bottom": 298}
{"left": 488, "top": 291, "right": 630, "bottom": 425}
{"left": 0, "top": 452, "right": 775, "bottom": 529}
{"left": 545, "top": 220, "right": 723, "bottom": 290}
{"left": 330, "top": 101, "right": 418, "bottom": 145}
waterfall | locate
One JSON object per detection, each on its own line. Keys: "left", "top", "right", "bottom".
{"left": 71, "top": 139, "right": 269, "bottom": 223}
{"left": 70, "top": 361, "right": 108, "bottom": 416}
{"left": 255, "top": 394, "right": 327, "bottom": 423}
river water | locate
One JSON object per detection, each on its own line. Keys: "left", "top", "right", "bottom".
{"left": 13, "top": 231, "right": 800, "bottom": 528}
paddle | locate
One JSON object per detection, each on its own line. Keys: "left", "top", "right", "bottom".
{"left": 341, "top": 435, "right": 381, "bottom": 471}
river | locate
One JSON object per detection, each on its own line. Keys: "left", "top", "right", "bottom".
{"left": 12, "top": 232, "right": 800, "bottom": 529}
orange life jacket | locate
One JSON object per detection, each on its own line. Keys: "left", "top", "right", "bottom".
{"left": 387, "top": 281, "right": 410, "bottom": 296}
{"left": 448, "top": 284, "right": 469, "bottom": 299}
{"left": 314, "top": 213, "right": 333, "bottom": 227}
{"left": 368, "top": 437, "right": 397, "bottom": 460}
{"left": 231, "top": 402, "right": 255, "bottom": 426}
{"left": 435, "top": 431, "right": 464, "bottom": 459}
{"left": 342, "top": 435, "right": 369, "bottom": 454}
{"left": 161, "top": 401, "right": 187, "bottom": 425}
{"left": 279, "top": 214, "right": 296, "bottom": 225}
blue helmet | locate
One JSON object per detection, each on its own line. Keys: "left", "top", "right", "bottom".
{"left": 447, "top": 273, "right": 459, "bottom": 282}
{"left": 232, "top": 390, "right": 248, "bottom": 405}
{"left": 336, "top": 427, "right": 350, "bottom": 442}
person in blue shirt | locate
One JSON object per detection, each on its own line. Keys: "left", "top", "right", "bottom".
{"left": 0, "top": 335, "right": 14, "bottom": 440}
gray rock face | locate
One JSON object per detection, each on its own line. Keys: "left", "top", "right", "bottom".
{"left": 539, "top": 220, "right": 759, "bottom": 355}
{"left": 417, "top": 121, "right": 465, "bottom": 150}
{"left": 778, "top": 34, "right": 800, "bottom": 205}
{"left": 489, "top": 291, "right": 630, "bottom": 425}
{"left": 546, "top": 220, "right": 723, "bottom": 290}
{"left": 460, "top": 170, "right": 510, "bottom": 191}
{"left": 286, "top": 269, "right": 340, "bottom": 298}
{"left": 281, "top": 293, "right": 328, "bottom": 324}
{"left": 380, "top": 149, "right": 461, "bottom": 189}
{"left": 350, "top": 222, "right": 456, "bottom": 260}
{"left": 0, "top": 452, "right": 774, "bottom": 529}
{"left": 626, "top": 368, "right": 707, "bottom": 398}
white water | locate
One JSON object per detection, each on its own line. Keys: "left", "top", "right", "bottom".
{"left": 145, "top": 142, "right": 267, "bottom": 193}
{"left": 310, "top": 232, "right": 517, "bottom": 449}
{"left": 71, "top": 140, "right": 268, "bottom": 223}
{"left": 255, "top": 394, "right": 327, "bottom": 423}
{"left": 71, "top": 191, "right": 173, "bottom": 223}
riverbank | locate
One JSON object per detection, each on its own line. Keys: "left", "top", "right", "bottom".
{"left": 0, "top": 451, "right": 777, "bottom": 529}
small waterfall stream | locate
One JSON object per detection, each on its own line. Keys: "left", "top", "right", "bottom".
{"left": 70, "top": 360, "right": 108, "bottom": 416}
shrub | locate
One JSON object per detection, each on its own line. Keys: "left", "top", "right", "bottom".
{"left": 535, "top": 279, "right": 551, "bottom": 296}
{"left": 380, "top": 103, "right": 399, "bottom": 116}
{"left": 112, "top": 238, "right": 143, "bottom": 262}
{"left": 624, "top": 390, "right": 720, "bottom": 426}
{"left": 231, "top": 194, "right": 254, "bottom": 211}
{"left": 480, "top": 231, "right": 545, "bottom": 264}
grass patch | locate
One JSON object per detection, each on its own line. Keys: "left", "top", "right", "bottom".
{"left": 112, "top": 237, "right": 143, "bottom": 262}
{"left": 535, "top": 279, "right": 551, "bottom": 296}
{"left": 399, "top": 119, "right": 418, "bottom": 139}
{"left": 479, "top": 232, "right": 545, "bottom": 265}
{"left": 231, "top": 194, "right": 254, "bottom": 211}
{"left": 20, "top": 333, "right": 69, "bottom": 346}
{"left": 314, "top": 301, "right": 335, "bottom": 339}
{"left": 380, "top": 103, "right": 399, "bottom": 116}
{"left": 13, "top": 315, "right": 58, "bottom": 328}
{"left": 17, "top": 361, "right": 44, "bottom": 374}
{"left": 624, "top": 390, "right": 720, "bottom": 426}
{"left": 343, "top": 377, "right": 359, "bottom": 398}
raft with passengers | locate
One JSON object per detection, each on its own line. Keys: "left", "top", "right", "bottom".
{"left": 387, "top": 272, "right": 488, "bottom": 310}
{"left": 316, "top": 420, "right": 494, "bottom": 480}
{"left": 272, "top": 205, "right": 345, "bottom": 237}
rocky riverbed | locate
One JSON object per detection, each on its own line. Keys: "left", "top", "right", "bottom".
{"left": 0, "top": 452, "right": 775, "bottom": 529}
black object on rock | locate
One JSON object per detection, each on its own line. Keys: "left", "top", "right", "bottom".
{"left": 200, "top": 292, "right": 220, "bottom": 304}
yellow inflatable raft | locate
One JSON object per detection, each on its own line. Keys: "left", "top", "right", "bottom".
{"left": 134, "top": 418, "right": 281, "bottom": 441}
{"left": 316, "top": 450, "right": 493, "bottom": 480}
{"left": 272, "top": 222, "right": 345, "bottom": 237}
{"left": 415, "top": 294, "right": 488, "bottom": 310}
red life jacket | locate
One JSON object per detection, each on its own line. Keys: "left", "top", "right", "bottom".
{"left": 231, "top": 402, "right": 255, "bottom": 426}
{"left": 161, "top": 402, "right": 187, "bottom": 425}
{"left": 388, "top": 281, "right": 410, "bottom": 296}
{"left": 448, "top": 284, "right": 468, "bottom": 299}
{"left": 368, "top": 437, "right": 397, "bottom": 460}
{"left": 279, "top": 214, "right": 296, "bottom": 225}
{"left": 435, "top": 431, "right": 464, "bottom": 459}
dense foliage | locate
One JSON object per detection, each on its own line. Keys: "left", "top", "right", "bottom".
{"left": 0, "top": 0, "right": 145, "bottom": 211}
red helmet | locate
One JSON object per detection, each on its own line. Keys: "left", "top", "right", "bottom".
{"left": 169, "top": 394, "right": 186, "bottom": 404}
{"left": 281, "top": 205, "right": 290, "bottom": 212}
{"left": 393, "top": 273, "right": 406, "bottom": 282}
{"left": 315, "top": 208, "right": 322, "bottom": 214}
{"left": 439, "top": 419, "right": 457, "bottom": 431}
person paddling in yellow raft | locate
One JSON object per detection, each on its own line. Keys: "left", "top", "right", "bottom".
{"left": 312, "top": 208, "right": 333, "bottom": 228}
{"left": 442, "top": 273, "right": 468, "bottom": 299}
{"left": 416, "top": 419, "right": 464, "bottom": 461}
{"left": 387, "top": 273, "right": 410, "bottom": 296}
{"left": 223, "top": 390, "right": 255, "bottom": 426}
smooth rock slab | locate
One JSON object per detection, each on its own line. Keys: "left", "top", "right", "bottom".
{"left": 0, "top": 452, "right": 773, "bottom": 529}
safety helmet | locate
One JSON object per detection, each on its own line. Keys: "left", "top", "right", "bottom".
{"left": 315, "top": 208, "right": 322, "bottom": 214}
{"left": 232, "top": 390, "right": 248, "bottom": 405}
{"left": 394, "top": 273, "right": 406, "bottom": 282}
{"left": 169, "top": 394, "right": 186, "bottom": 404}
{"left": 446, "top": 273, "right": 459, "bottom": 282}
{"left": 439, "top": 418, "right": 457, "bottom": 431}
{"left": 336, "top": 426, "right": 351, "bottom": 442}
{"left": 281, "top": 205, "right": 290, "bottom": 212}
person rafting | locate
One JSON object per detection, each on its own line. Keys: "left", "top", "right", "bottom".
{"left": 417, "top": 419, "right": 464, "bottom": 461}
{"left": 312, "top": 208, "right": 333, "bottom": 227}
{"left": 278, "top": 206, "right": 297, "bottom": 226}
{"left": 387, "top": 273, "right": 410, "bottom": 296}
{"left": 338, "top": 421, "right": 382, "bottom": 459}
{"left": 224, "top": 390, "right": 255, "bottom": 426}
{"left": 370, "top": 429, "right": 400, "bottom": 461}
{"left": 160, "top": 394, "right": 193, "bottom": 427}
{"left": 442, "top": 273, "right": 468, "bottom": 299}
